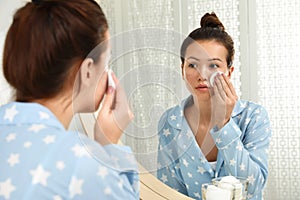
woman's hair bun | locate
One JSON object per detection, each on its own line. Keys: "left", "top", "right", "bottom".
{"left": 200, "top": 12, "right": 225, "bottom": 31}
{"left": 32, "top": 0, "right": 43, "bottom": 5}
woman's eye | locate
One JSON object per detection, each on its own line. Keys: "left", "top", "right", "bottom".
{"left": 188, "top": 63, "right": 197, "bottom": 68}
{"left": 209, "top": 63, "right": 218, "bottom": 69}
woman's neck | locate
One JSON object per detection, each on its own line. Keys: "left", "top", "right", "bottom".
{"left": 185, "top": 97, "right": 218, "bottom": 161}
{"left": 32, "top": 96, "right": 73, "bottom": 129}
{"left": 190, "top": 98, "right": 212, "bottom": 125}
{"left": 184, "top": 97, "right": 213, "bottom": 137}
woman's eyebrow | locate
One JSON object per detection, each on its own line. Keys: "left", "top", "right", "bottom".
{"left": 187, "top": 57, "right": 223, "bottom": 63}
{"left": 187, "top": 56, "right": 200, "bottom": 61}
{"left": 207, "top": 58, "right": 223, "bottom": 62}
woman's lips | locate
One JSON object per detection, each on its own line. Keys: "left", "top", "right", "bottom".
{"left": 195, "top": 84, "right": 209, "bottom": 91}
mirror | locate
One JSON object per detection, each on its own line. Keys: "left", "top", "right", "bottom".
{"left": 1, "top": 0, "right": 300, "bottom": 199}
{"left": 93, "top": 1, "right": 300, "bottom": 199}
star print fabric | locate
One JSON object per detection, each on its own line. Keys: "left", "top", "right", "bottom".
{"left": 0, "top": 102, "right": 139, "bottom": 200}
{"left": 157, "top": 96, "right": 271, "bottom": 200}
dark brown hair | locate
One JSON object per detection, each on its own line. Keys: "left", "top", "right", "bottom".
{"left": 3, "top": 0, "right": 108, "bottom": 102}
{"left": 180, "top": 12, "right": 234, "bottom": 67}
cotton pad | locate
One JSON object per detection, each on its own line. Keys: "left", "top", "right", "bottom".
{"left": 107, "top": 69, "right": 116, "bottom": 89}
{"left": 220, "top": 176, "right": 240, "bottom": 184}
{"left": 205, "top": 184, "right": 232, "bottom": 200}
{"left": 211, "top": 176, "right": 247, "bottom": 200}
{"left": 209, "top": 71, "right": 223, "bottom": 86}
{"left": 219, "top": 176, "right": 243, "bottom": 200}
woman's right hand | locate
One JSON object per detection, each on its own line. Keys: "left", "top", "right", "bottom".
{"left": 94, "top": 71, "right": 134, "bottom": 145}
{"left": 210, "top": 73, "right": 238, "bottom": 130}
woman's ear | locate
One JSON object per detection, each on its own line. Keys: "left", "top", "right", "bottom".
{"left": 79, "top": 58, "right": 94, "bottom": 86}
{"left": 227, "top": 66, "right": 234, "bottom": 78}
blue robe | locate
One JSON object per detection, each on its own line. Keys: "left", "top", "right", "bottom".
{"left": 157, "top": 96, "right": 271, "bottom": 200}
{"left": 0, "top": 102, "right": 139, "bottom": 199}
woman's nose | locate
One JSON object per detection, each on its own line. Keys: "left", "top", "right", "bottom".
{"left": 196, "top": 65, "right": 209, "bottom": 81}
{"left": 197, "top": 74, "right": 207, "bottom": 82}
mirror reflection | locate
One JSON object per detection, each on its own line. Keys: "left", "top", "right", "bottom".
{"left": 96, "top": 0, "right": 300, "bottom": 200}
{"left": 0, "top": 0, "right": 299, "bottom": 200}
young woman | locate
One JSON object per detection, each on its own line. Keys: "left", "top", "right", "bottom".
{"left": 157, "top": 12, "right": 271, "bottom": 200}
{"left": 0, "top": 0, "right": 138, "bottom": 199}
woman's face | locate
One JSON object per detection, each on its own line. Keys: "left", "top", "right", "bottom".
{"left": 182, "top": 40, "right": 232, "bottom": 101}
{"left": 93, "top": 32, "right": 112, "bottom": 111}
{"left": 73, "top": 31, "right": 111, "bottom": 113}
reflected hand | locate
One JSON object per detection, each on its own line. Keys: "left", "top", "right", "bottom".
{"left": 95, "top": 72, "right": 134, "bottom": 144}
{"left": 210, "top": 73, "right": 238, "bottom": 130}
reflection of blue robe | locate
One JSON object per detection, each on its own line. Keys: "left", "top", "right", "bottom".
{"left": 157, "top": 96, "right": 271, "bottom": 200}
{"left": 0, "top": 102, "right": 139, "bottom": 199}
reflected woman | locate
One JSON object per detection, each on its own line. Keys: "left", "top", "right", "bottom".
{"left": 157, "top": 12, "right": 271, "bottom": 199}
{"left": 0, "top": 0, "right": 138, "bottom": 199}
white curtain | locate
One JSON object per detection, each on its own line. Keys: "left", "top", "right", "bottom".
{"left": 0, "top": 0, "right": 23, "bottom": 105}
{"left": 256, "top": 0, "right": 300, "bottom": 199}
{"left": 0, "top": 30, "right": 12, "bottom": 105}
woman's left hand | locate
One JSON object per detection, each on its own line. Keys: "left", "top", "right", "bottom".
{"left": 210, "top": 73, "right": 238, "bottom": 130}
{"left": 94, "top": 72, "right": 134, "bottom": 145}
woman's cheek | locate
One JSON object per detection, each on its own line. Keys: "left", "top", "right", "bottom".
{"left": 94, "top": 73, "right": 108, "bottom": 110}
{"left": 184, "top": 73, "right": 196, "bottom": 93}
